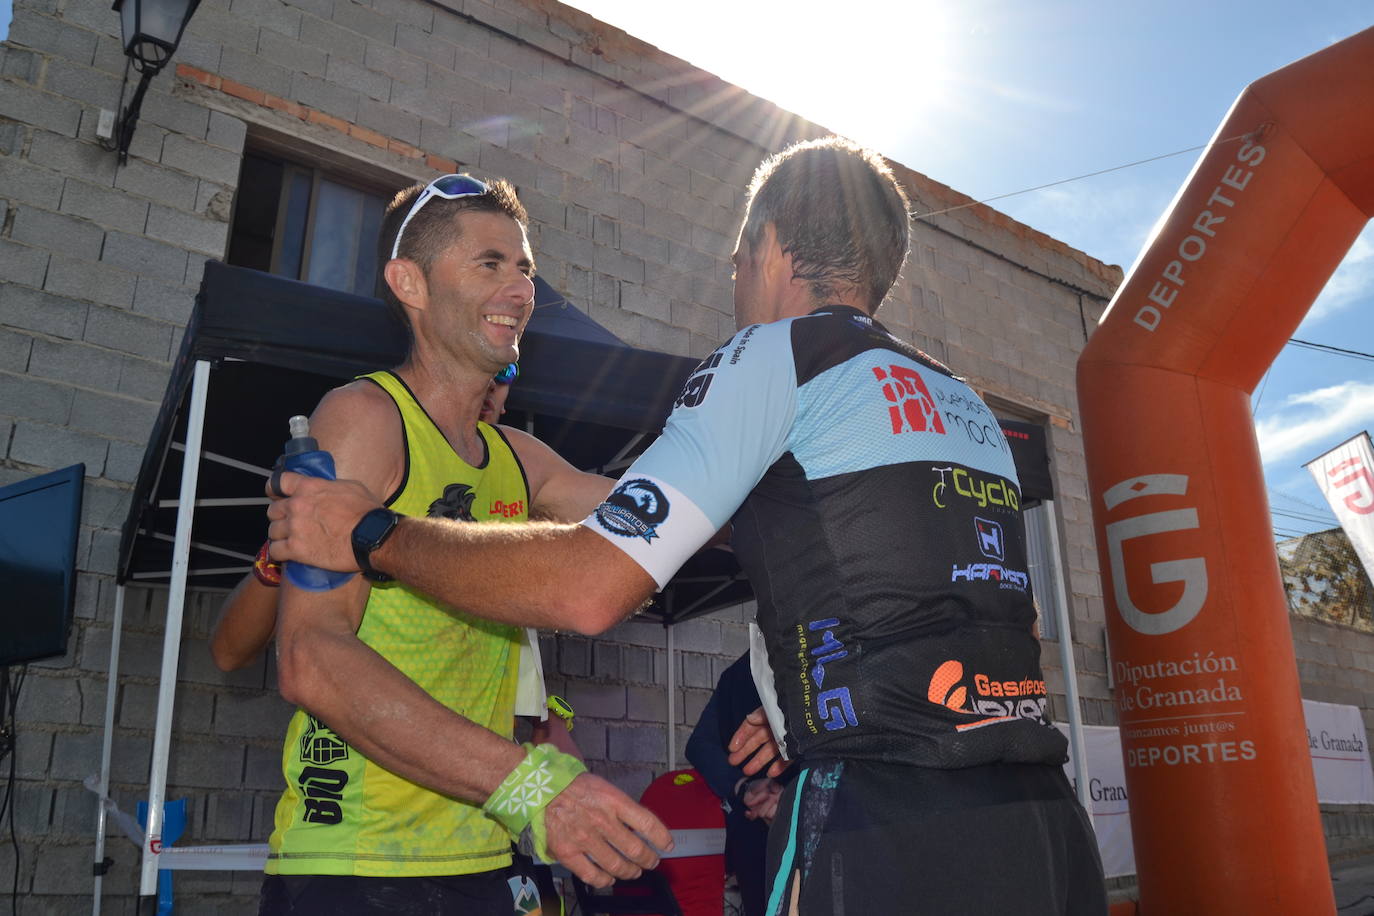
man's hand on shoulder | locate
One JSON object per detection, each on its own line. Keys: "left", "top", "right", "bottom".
{"left": 266, "top": 381, "right": 401, "bottom": 573}
{"left": 267, "top": 473, "right": 379, "bottom": 572}
{"left": 540, "top": 772, "right": 673, "bottom": 888}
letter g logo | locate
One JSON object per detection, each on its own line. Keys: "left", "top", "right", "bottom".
{"left": 1103, "top": 474, "right": 1208, "bottom": 635}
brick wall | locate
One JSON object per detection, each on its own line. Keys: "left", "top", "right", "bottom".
{"left": 0, "top": 0, "right": 1135, "bottom": 909}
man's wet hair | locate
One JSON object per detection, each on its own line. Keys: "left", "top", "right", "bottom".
{"left": 376, "top": 177, "right": 528, "bottom": 340}
{"left": 739, "top": 137, "right": 911, "bottom": 312}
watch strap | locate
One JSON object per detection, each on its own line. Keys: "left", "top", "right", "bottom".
{"left": 351, "top": 507, "right": 398, "bottom": 583}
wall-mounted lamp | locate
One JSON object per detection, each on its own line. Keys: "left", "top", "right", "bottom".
{"left": 108, "top": 0, "right": 202, "bottom": 163}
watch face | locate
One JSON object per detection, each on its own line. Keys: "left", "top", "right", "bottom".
{"left": 354, "top": 508, "right": 396, "bottom": 547}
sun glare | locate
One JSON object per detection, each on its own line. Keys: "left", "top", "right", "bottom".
{"left": 563, "top": 1, "right": 958, "bottom": 155}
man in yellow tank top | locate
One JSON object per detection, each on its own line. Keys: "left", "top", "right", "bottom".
{"left": 256, "top": 175, "right": 672, "bottom": 914}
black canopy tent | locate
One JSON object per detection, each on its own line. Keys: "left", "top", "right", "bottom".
{"left": 115, "top": 262, "right": 752, "bottom": 621}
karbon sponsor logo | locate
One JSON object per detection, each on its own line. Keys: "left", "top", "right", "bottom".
{"left": 926, "top": 659, "right": 1048, "bottom": 731}
{"left": 596, "top": 478, "right": 669, "bottom": 542}
{"left": 974, "top": 517, "right": 1005, "bottom": 561}
{"left": 952, "top": 518, "right": 1027, "bottom": 590}
{"left": 1103, "top": 474, "right": 1208, "bottom": 635}
{"left": 931, "top": 466, "right": 1020, "bottom": 512}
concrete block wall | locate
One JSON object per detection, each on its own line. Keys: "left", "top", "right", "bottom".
{"left": 1, "top": 0, "right": 1124, "bottom": 909}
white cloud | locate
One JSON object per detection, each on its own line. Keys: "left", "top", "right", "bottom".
{"left": 1254, "top": 380, "right": 1374, "bottom": 467}
{"left": 1302, "top": 224, "right": 1374, "bottom": 325}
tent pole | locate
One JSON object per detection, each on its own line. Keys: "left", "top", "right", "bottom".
{"left": 91, "top": 584, "right": 126, "bottom": 916}
{"left": 1044, "top": 499, "right": 1091, "bottom": 814}
{"left": 665, "top": 623, "right": 676, "bottom": 770}
{"left": 140, "top": 359, "right": 211, "bottom": 896}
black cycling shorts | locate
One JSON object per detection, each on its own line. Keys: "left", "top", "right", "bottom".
{"left": 258, "top": 859, "right": 542, "bottom": 916}
{"left": 765, "top": 760, "right": 1107, "bottom": 916}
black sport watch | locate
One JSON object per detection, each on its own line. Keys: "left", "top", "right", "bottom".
{"left": 351, "top": 507, "right": 399, "bottom": 583}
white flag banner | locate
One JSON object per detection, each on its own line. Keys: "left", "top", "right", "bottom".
{"left": 1305, "top": 432, "right": 1374, "bottom": 580}
{"left": 1056, "top": 723, "right": 1136, "bottom": 879}
{"left": 1303, "top": 698, "right": 1374, "bottom": 805}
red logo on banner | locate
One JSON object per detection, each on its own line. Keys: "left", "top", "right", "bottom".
{"left": 1328, "top": 458, "right": 1374, "bottom": 515}
{"left": 873, "top": 365, "right": 946, "bottom": 436}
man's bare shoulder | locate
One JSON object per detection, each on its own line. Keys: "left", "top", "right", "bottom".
{"left": 309, "top": 378, "right": 405, "bottom": 497}
{"left": 314, "top": 378, "right": 397, "bottom": 419}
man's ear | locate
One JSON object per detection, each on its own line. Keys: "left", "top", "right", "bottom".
{"left": 758, "top": 222, "right": 800, "bottom": 290}
{"left": 383, "top": 258, "right": 428, "bottom": 313}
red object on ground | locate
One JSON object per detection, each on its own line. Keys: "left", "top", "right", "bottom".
{"left": 625, "top": 768, "right": 726, "bottom": 916}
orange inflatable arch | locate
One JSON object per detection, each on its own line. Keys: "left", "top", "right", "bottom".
{"left": 1078, "top": 27, "right": 1374, "bottom": 915}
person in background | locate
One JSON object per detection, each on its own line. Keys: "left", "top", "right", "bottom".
{"left": 685, "top": 653, "right": 779, "bottom": 916}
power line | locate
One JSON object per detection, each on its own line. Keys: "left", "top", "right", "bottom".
{"left": 1272, "top": 509, "right": 1337, "bottom": 526}
{"left": 1287, "top": 338, "right": 1374, "bottom": 362}
{"left": 1270, "top": 488, "right": 1339, "bottom": 518}
{"left": 912, "top": 136, "right": 1248, "bottom": 221}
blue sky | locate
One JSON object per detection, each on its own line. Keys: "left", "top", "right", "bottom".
{"left": 564, "top": 0, "right": 1373, "bottom": 540}
{"left": 3, "top": 0, "right": 1369, "bottom": 535}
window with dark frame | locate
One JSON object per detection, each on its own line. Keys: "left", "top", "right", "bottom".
{"left": 227, "top": 152, "right": 390, "bottom": 299}
{"left": 987, "top": 406, "right": 1064, "bottom": 643}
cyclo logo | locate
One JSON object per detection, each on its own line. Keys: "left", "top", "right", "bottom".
{"left": 931, "top": 466, "right": 1020, "bottom": 512}
{"left": 1103, "top": 474, "right": 1208, "bottom": 635}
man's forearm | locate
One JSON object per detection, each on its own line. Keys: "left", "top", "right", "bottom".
{"left": 278, "top": 622, "right": 525, "bottom": 803}
{"left": 370, "top": 516, "right": 653, "bottom": 634}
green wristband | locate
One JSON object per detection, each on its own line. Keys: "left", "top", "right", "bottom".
{"left": 483, "top": 743, "right": 586, "bottom": 848}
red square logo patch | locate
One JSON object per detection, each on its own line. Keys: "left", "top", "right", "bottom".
{"left": 873, "top": 365, "right": 946, "bottom": 435}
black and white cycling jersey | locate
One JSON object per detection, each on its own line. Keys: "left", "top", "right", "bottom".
{"left": 583, "top": 305, "right": 1066, "bottom": 769}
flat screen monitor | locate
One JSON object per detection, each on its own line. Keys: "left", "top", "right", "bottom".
{"left": 0, "top": 463, "right": 84, "bottom": 668}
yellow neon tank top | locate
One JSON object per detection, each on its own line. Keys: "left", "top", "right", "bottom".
{"left": 267, "top": 369, "right": 531, "bottom": 877}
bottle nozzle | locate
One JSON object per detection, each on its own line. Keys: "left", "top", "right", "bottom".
{"left": 285, "top": 415, "right": 319, "bottom": 455}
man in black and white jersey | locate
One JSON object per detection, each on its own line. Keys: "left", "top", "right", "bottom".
{"left": 267, "top": 137, "right": 1107, "bottom": 915}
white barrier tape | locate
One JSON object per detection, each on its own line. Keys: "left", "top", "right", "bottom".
{"left": 657, "top": 828, "right": 725, "bottom": 859}
{"left": 85, "top": 773, "right": 723, "bottom": 871}
{"left": 83, "top": 775, "right": 146, "bottom": 848}
{"left": 158, "top": 844, "right": 270, "bottom": 871}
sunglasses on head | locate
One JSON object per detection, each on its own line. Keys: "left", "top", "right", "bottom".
{"left": 493, "top": 363, "right": 519, "bottom": 385}
{"left": 390, "top": 174, "right": 489, "bottom": 261}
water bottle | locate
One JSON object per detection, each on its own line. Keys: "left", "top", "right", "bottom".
{"left": 280, "top": 415, "right": 354, "bottom": 591}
